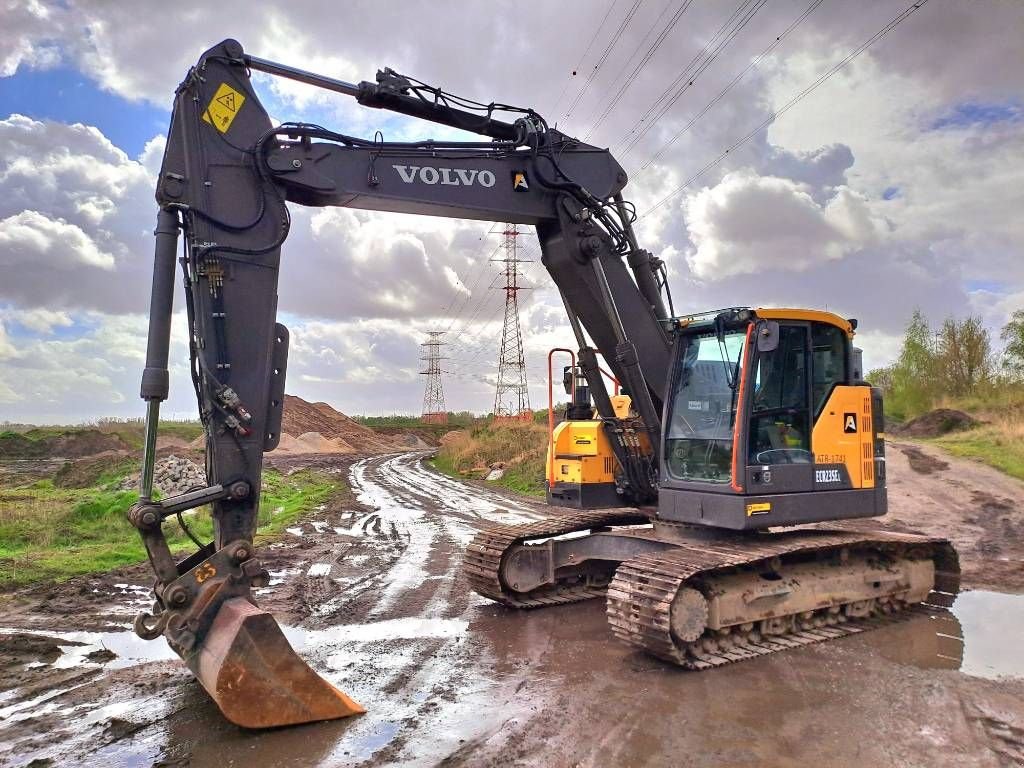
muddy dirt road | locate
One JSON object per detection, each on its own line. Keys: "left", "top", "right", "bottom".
{"left": 2, "top": 447, "right": 1024, "bottom": 767}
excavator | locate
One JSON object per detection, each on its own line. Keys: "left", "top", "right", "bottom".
{"left": 129, "top": 39, "right": 959, "bottom": 729}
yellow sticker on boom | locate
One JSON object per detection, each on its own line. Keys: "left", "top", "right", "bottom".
{"left": 203, "top": 82, "right": 245, "bottom": 134}
{"left": 746, "top": 502, "right": 771, "bottom": 516}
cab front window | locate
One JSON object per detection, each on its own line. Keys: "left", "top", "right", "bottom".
{"left": 665, "top": 328, "right": 746, "bottom": 483}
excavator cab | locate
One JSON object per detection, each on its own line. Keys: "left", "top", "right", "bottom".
{"left": 658, "top": 307, "right": 886, "bottom": 529}
{"left": 545, "top": 307, "right": 886, "bottom": 530}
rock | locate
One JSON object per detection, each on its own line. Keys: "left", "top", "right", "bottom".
{"left": 120, "top": 454, "right": 208, "bottom": 497}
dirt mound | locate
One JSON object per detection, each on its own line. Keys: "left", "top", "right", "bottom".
{"left": 0, "top": 432, "right": 45, "bottom": 458}
{"left": 392, "top": 432, "right": 433, "bottom": 449}
{"left": 293, "top": 431, "right": 354, "bottom": 453}
{"left": 896, "top": 409, "right": 979, "bottom": 438}
{"left": 278, "top": 395, "right": 399, "bottom": 453}
{"left": 0, "top": 429, "right": 129, "bottom": 459}
{"left": 53, "top": 454, "right": 136, "bottom": 489}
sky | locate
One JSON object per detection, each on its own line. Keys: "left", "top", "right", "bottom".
{"left": 0, "top": 0, "right": 1022, "bottom": 424}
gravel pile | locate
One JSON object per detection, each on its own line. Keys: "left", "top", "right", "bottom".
{"left": 121, "top": 454, "right": 206, "bottom": 496}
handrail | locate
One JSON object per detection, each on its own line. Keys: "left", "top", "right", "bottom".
{"left": 547, "top": 348, "right": 576, "bottom": 486}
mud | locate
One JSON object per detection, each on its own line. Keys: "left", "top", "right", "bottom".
{"left": 837, "top": 441, "right": 1024, "bottom": 592}
{"left": 899, "top": 443, "right": 951, "bottom": 475}
{"left": 0, "top": 448, "right": 1023, "bottom": 767}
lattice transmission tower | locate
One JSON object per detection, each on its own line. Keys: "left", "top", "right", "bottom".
{"left": 491, "top": 225, "right": 532, "bottom": 421}
{"left": 420, "top": 330, "right": 448, "bottom": 425}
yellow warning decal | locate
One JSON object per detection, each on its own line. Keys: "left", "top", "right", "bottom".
{"left": 203, "top": 82, "right": 245, "bottom": 134}
{"left": 746, "top": 502, "right": 771, "bottom": 516}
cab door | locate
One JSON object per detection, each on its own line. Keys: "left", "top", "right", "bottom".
{"left": 744, "top": 323, "right": 815, "bottom": 493}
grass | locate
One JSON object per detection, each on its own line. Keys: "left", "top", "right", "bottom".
{"left": 0, "top": 468, "right": 338, "bottom": 588}
{"left": 931, "top": 411, "right": 1024, "bottom": 482}
{"left": 431, "top": 421, "right": 548, "bottom": 497}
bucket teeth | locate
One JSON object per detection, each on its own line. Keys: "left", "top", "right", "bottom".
{"left": 188, "top": 598, "right": 364, "bottom": 728}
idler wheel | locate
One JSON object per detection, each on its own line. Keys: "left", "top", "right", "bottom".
{"left": 670, "top": 587, "right": 708, "bottom": 643}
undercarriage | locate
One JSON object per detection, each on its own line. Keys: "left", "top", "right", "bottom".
{"left": 465, "top": 511, "right": 960, "bottom": 667}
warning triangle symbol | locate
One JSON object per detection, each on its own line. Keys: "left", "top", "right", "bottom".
{"left": 217, "top": 92, "right": 237, "bottom": 111}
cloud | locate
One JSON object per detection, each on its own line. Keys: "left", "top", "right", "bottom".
{"left": 0, "top": 210, "right": 115, "bottom": 269}
{"left": 0, "top": 114, "right": 159, "bottom": 312}
{"left": 0, "top": 0, "right": 61, "bottom": 77}
{"left": 682, "top": 171, "right": 881, "bottom": 279}
{"left": 13, "top": 308, "right": 74, "bottom": 334}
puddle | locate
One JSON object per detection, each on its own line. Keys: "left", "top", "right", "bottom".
{"left": 876, "top": 590, "right": 1024, "bottom": 680}
{"left": 952, "top": 590, "right": 1024, "bottom": 680}
{"left": 0, "top": 626, "right": 178, "bottom": 670}
{"left": 307, "top": 563, "right": 333, "bottom": 577}
{"left": 266, "top": 566, "right": 300, "bottom": 586}
{"left": 285, "top": 616, "right": 469, "bottom": 649}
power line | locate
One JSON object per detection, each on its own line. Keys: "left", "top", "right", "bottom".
{"left": 440, "top": 233, "right": 501, "bottom": 336}
{"left": 640, "top": 0, "right": 935, "bottom": 220}
{"left": 611, "top": 0, "right": 758, "bottom": 149}
{"left": 636, "top": 0, "right": 827, "bottom": 173}
{"left": 616, "top": 0, "right": 769, "bottom": 157}
{"left": 582, "top": 0, "right": 697, "bottom": 142}
{"left": 551, "top": 0, "right": 620, "bottom": 115}
{"left": 561, "top": 0, "right": 646, "bottom": 123}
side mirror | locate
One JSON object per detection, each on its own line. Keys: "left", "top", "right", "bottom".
{"left": 756, "top": 320, "right": 780, "bottom": 353}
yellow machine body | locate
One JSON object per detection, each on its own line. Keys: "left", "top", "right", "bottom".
{"left": 812, "top": 385, "right": 878, "bottom": 489}
{"left": 546, "top": 418, "right": 622, "bottom": 508}
{"left": 548, "top": 420, "right": 617, "bottom": 485}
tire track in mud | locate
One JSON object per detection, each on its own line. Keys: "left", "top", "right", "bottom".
{"left": 0, "top": 451, "right": 544, "bottom": 768}
{"left": 279, "top": 451, "right": 547, "bottom": 766}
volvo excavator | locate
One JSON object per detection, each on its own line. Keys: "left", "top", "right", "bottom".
{"left": 129, "top": 39, "right": 959, "bottom": 729}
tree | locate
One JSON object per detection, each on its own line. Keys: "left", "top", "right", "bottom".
{"left": 936, "top": 315, "right": 993, "bottom": 395}
{"left": 1001, "top": 309, "right": 1024, "bottom": 378}
{"left": 886, "top": 309, "right": 940, "bottom": 416}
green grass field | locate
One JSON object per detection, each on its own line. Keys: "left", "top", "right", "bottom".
{"left": 930, "top": 416, "right": 1024, "bottom": 482}
{"left": 0, "top": 467, "right": 338, "bottom": 587}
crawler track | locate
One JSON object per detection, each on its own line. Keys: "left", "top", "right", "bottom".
{"left": 464, "top": 509, "right": 649, "bottom": 607}
{"left": 467, "top": 514, "right": 960, "bottom": 668}
{"left": 606, "top": 529, "right": 960, "bottom": 668}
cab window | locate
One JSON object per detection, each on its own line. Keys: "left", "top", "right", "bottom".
{"left": 811, "top": 323, "right": 848, "bottom": 414}
{"left": 748, "top": 324, "right": 812, "bottom": 465}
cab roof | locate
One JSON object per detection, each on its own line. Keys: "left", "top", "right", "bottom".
{"left": 670, "top": 307, "right": 855, "bottom": 337}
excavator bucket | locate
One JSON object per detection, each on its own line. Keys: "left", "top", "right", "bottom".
{"left": 187, "top": 598, "right": 364, "bottom": 729}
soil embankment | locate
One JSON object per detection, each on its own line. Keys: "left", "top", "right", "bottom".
{"left": 274, "top": 395, "right": 405, "bottom": 454}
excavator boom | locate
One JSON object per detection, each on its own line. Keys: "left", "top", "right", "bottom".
{"left": 131, "top": 38, "right": 672, "bottom": 727}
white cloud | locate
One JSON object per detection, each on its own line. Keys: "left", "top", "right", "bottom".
{"left": 0, "top": 115, "right": 159, "bottom": 312}
{"left": 10, "top": 308, "right": 74, "bottom": 334}
{"left": 682, "top": 171, "right": 881, "bottom": 279}
{"left": 0, "top": 210, "right": 115, "bottom": 269}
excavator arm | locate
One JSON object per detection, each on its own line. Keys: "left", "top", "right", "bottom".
{"left": 130, "top": 39, "right": 673, "bottom": 727}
